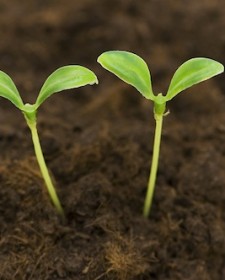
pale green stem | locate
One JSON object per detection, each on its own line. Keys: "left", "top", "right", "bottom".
{"left": 28, "top": 121, "right": 64, "bottom": 216}
{"left": 143, "top": 113, "right": 163, "bottom": 217}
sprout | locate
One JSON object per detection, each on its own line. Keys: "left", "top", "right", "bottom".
{"left": 0, "top": 66, "right": 98, "bottom": 216}
{"left": 98, "top": 51, "right": 224, "bottom": 218}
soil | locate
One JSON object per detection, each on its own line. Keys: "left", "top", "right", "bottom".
{"left": 0, "top": 0, "right": 225, "bottom": 279}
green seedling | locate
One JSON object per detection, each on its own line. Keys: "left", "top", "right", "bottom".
{"left": 0, "top": 66, "right": 98, "bottom": 215}
{"left": 98, "top": 50, "right": 224, "bottom": 218}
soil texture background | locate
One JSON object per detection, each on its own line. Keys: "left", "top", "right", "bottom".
{"left": 0, "top": 1, "right": 225, "bottom": 279}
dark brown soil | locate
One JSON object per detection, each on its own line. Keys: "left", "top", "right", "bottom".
{"left": 0, "top": 1, "right": 225, "bottom": 279}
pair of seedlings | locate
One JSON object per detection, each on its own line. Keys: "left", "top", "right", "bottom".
{"left": 0, "top": 52, "right": 223, "bottom": 218}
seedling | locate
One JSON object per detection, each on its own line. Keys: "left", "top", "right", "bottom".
{"left": 0, "top": 66, "right": 98, "bottom": 215}
{"left": 98, "top": 51, "right": 224, "bottom": 217}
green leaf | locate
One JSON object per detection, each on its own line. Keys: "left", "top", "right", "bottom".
{"left": 166, "top": 58, "right": 224, "bottom": 101}
{"left": 0, "top": 71, "right": 24, "bottom": 109}
{"left": 97, "top": 51, "right": 154, "bottom": 100}
{"left": 35, "top": 65, "right": 98, "bottom": 108}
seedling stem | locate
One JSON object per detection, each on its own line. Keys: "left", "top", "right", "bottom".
{"left": 26, "top": 115, "right": 64, "bottom": 215}
{"left": 143, "top": 110, "right": 163, "bottom": 217}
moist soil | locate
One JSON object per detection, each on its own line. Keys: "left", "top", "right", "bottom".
{"left": 0, "top": 1, "right": 225, "bottom": 279}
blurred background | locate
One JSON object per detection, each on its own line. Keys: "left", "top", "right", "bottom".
{"left": 0, "top": 0, "right": 224, "bottom": 97}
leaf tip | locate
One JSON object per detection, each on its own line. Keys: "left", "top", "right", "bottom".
{"left": 97, "top": 53, "right": 105, "bottom": 66}
{"left": 91, "top": 76, "right": 99, "bottom": 85}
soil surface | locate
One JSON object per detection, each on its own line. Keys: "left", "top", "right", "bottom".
{"left": 0, "top": 1, "right": 225, "bottom": 279}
